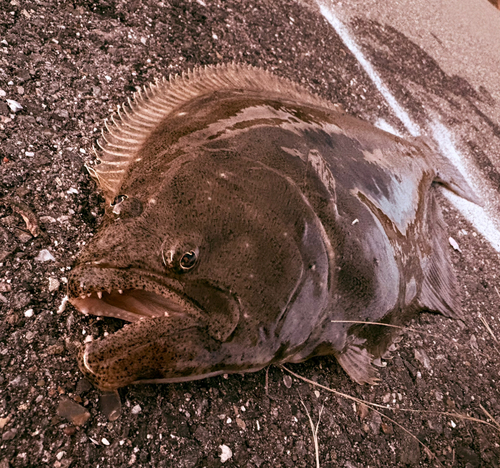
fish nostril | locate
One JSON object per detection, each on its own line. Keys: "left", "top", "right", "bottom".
{"left": 111, "top": 194, "right": 128, "bottom": 207}
{"left": 162, "top": 249, "right": 175, "bottom": 268}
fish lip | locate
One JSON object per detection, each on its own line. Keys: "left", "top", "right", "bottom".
{"left": 67, "top": 264, "right": 204, "bottom": 322}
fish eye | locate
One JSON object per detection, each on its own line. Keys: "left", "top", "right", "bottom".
{"left": 179, "top": 251, "right": 197, "bottom": 271}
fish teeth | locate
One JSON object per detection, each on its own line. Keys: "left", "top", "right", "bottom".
{"left": 118, "top": 289, "right": 123, "bottom": 294}
{"left": 87, "top": 293, "right": 92, "bottom": 298}
{"left": 97, "top": 291, "right": 103, "bottom": 299}
{"left": 107, "top": 288, "right": 112, "bottom": 294}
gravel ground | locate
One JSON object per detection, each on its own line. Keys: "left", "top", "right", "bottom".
{"left": 1, "top": 1, "right": 499, "bottom": 467}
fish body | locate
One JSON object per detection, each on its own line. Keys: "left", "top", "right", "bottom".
{"left": 68, "top": 64, "right": 477, "bottom": 391}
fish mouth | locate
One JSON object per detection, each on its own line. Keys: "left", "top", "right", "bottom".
{"left": 70, "top": 288, "right": 193, "bottom": 322}
{"left": 67, "top": 264, "right": 204, "bottom": 323}
{"left": 68, "top": 264, "right": 242, "bottom": 391}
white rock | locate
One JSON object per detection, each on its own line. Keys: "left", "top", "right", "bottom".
{"left": 219, "top": 444, "right": 232, "bottom": 463}
{"left": 0, "top": 90, "right": 6, "bottom": 97}
{"left": 448, "top": 237, "right": 461, "bottom": 252}
{"left": 35, "top": 249, "right": 55, "bottom": 262}
{"left": 57, "top": 295, "right": 68, "bottom": 314}
{"left": 24, "top": 309, "right": 34, "bottom": 318}
{"left": 102, "top": 438, "right": 110, "bottom": 446}
{"left": 6, "top": 99, "right": 22, "bottom": 113}
{"left": 48, "top": 277, "right": 60, "bottom": 292}
{"left": 131, "top": 404, "right": 142, "bottom": 415}
{"left": 39, "top": 216, "right": 56, "bottom": 223}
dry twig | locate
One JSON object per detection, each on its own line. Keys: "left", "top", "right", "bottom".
{"left": 299, "top": 394, "right": 323, "bottom": 468}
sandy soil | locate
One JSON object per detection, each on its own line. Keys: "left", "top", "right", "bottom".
{"left": 1, "top": 1, "right": 499, "bottom": 467}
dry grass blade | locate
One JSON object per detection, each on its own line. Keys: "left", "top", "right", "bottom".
{"left": 478, "top": 314, "right": 498, "bottom": 343}
{"left": 281, "top": 366, "right": 500, "bottom": 431}
{"left": 281, "top": 366, "right": 444, "bottom": 467}
{"left": 480, "top": 404, "right": 500, "bottom": 432}
{"left": 299, "top": 394, "right": 323, "bottom": 468}
{"left": 280, "top": 365, "right": 500, "bottom": 467}
{"left": 477, "top": 313, "right": 500, "bottom": 357}
{"left": 330, "top": 320, "right": 439, "bottom": 338}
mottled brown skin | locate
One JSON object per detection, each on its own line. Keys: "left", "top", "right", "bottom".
{"left": 69, "top": 88, "right": 476, "bottom": 391}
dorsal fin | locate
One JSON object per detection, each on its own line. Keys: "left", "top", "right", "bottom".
{"left": 87, "top": 63, "right": 342, "bottom": 204}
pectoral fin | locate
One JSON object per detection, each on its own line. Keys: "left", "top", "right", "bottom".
{"left": 336, "top": 336, "right": 379, "bottom": 385}
{"left": 418, "top": 191, "right": 463, "bottom": 320}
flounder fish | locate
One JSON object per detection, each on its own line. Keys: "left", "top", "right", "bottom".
{"left": 68, "top": 63, "right": 479, "bottom": 391}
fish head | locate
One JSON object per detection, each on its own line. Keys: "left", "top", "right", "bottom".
{"left": 68, "top": 150, "right": 325, "bottom": 390}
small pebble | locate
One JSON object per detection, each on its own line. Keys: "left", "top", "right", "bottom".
{"left": 76, "top": 378, "right": 92, "bottom": 395}
{"left": 219, "top": 444, "right": 232, "bottom": 463}
{"left": 0, "top": 416, "right": 11, "bottom": 429}
{"left": 99, "top": 391, "right": 121, "bottom": 422}
{"left": 35, "top": 249, "right": 55, "bottom": 262}
{"left": 448, "top": 237, "right": 461, "bottom": 252}
{"left": 102, "top": 438, "right": 110, "bottom": 446}
{"left": 48, "top": 277, "right": 60, "bottom": 292}
{"left": 283, "top": 375, "right": 292, "bottom": 388}
{"left": 356, "top": 402, "right": 369, "bottom": 420}
{"left": 381, "top": 422, "right": 393, "bottom": 434}
{"left": 6, "top": 99, "right": 22, "bottom": 112}
{"left": 64, "top": 427, "right": 77, "bottom": 436}
{"left": 57, "top": 398, "right": 90, "bottom": 426}
{"left": 2, "top": 429, "right": 17, "bottom": 441}
{"left": 131, "top": 404, "right": 142, "bottom": 415}
{"left": 235, "top": 417, "right": 246, "bottom": 430}
{"left": 0, "top": 282, "right": 12, "bottom": 292}
{"left": 24, "top": 309, "right": 33, "bottom": 318}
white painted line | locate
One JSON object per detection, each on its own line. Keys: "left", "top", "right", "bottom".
{"left": 429, "top": 120, "right": 470, "bottom": 183}
{"left": 444, "top": 191, "right": 500, "bottom": 252}
{"left": 431, "top": 121, "right": 500, "bottom": 252}
{"left": 317, "top": 2, "right": 420, "bottom": 136}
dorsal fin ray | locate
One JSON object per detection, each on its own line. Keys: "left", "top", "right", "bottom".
{"left": 89, "top": 63, "right": 341, "bottom": 204}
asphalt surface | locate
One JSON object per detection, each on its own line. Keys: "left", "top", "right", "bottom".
{"left": 1, "top": 0, "right": 500, "bottom": 467}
